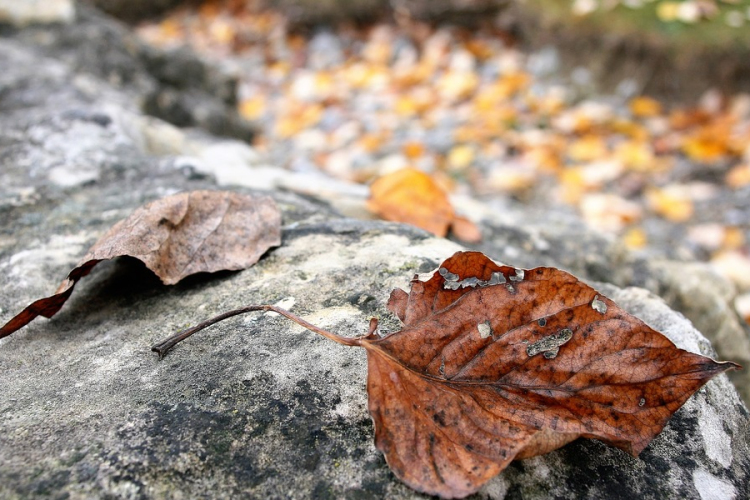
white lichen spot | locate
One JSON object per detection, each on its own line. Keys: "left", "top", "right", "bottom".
{"left": 543, "top": 348, "right": 560, "bottom": 359}
{"left": 506, "top": 284, "right": 515, "bottom": 294}
{"left": 510, "top": 268, "right": 525, "bottom": 282}
{"left": 477, "top": 321, "right": 492, "bottom": 339}
{"left": 439, "top": 267, "right": 459, "bottom": 282}
{"left": 591, "top": 295, "right": 607, "bottom": 314}
{"left": 264, "top": 297, "right": 297, "bottom": 317}
{"left": 483, "top": 271, "right": 506, "bottom": 286}
{"left": 699, "top": 402, "right": 733, "bottom": 468}
{"left": 460, "top": 277, "right": 479, "bottom": 288}
{"left": 442, "top": 269, "right": 509, "bottom": 290}
{"left": 692, "top": 469, "right": 736, "bottom": 500}
{"left": 527, "top": 329, "right": 573, "bottom": 358}
{"left": 639, "top": 398, "right": 646, "bottom": 407}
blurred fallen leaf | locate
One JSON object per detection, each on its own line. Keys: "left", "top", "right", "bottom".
{"left": 567, "top": 135, "right": 608, "bottom": 163}
{"left": 623, "top": 226, "right": 648, "bottom": 249}
{"left": 367, "top": 168, "right": 481, "bottom": 242}
{"left": 645, "top": 186, "right": 695, "bottom": 222}
{"left": 447, "top": 144, "right": 475, "bottom": 171}
{"left": 630, "top": 96, "right": 663, "bottom": 118}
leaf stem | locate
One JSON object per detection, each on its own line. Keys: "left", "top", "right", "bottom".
{"left": 151, "top": 305, "right": 360, "bottom": 358}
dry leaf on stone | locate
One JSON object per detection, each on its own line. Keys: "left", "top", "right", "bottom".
{"left": 152, "top": 251, "right": 737, "bottom": 499}
{"left": 0, "top": 190, "right": 281, "bottom": 338}
{"left": 367, "top": 168, "right": 481, "bottom": 243}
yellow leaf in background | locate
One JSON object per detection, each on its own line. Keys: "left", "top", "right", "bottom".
{"left": 268, "top": 61, "right": 290, "bottom": 79}
{"left": 614, "top": 140, "right": 664, "bottom": 172}
{"left": 447, "top": 145, "right": 475, "bottom": 171}
{"left": 239, "top": 96, "right": 266, "bottom": 121}
{"left": 315, "top": 72, "right": 335, "bottom": 98}
{"left": 438, "top": 71, "right": 479, "bottom": 101}
{"left": 567, "top": 135, "right": 608, "bottom": 162}
{"left": 725, "top": 164, "right": 750, "bottom": 188}
{"left": 611, "top": 119, "right": 650, "bottom": 141}
{"left": 274, "top": 103, "right": 324, "bottom": 138}
{"left": 525, "top": 147, "right": 562, "bottom": 173}
{"left": 645, "top": 186, "right": 694, "bottom": 222}
{"left": 343, "top": 63, "right": 388, "bottom": 89}
{"left": 208, "top": 19, "right": 235, "bottom": 45}
{"left": 395, "top": 96, "right": 420, "bottom": 117}
{"left": 623, "top": 227, "right": 648, "bottom": 249}
{"left": 629, "top": 96, "right": 663, "bottom": 118}
{"left": 559, "top": 168, "right": 587, "bottom": 204}
{"left": 656, "top": 1, "right": 680, "bottom": 21}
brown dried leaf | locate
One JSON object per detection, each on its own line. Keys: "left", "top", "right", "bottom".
{"left": 0, "top": 190, "right": 280, "bottom": 338}
{"left": 360, "top": 251, "right": 737, "bottom": 498}
{"left": 150, "top": 250, "right": 737, "bottom": 499}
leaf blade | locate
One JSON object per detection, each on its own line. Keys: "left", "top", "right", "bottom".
{"left": 364, "top": 251, "right": 737, "bottom": 498}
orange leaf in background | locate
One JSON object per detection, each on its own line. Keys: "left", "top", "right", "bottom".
{"left": 669, "top": 108, "right": 711, "bottom": 130}
{"left": 367, "top": 168, "right": 480, "bottom": 242}
{"left": 611, "top": 118, "right": 649, "bottom": 142}
{"left": 402, "top": 141, "right": 425, "bottom": 159}
{"left": 682, "top": 125, "right": 730, "bottom": 162}
{"left": 629, "top": 96, "right": 663, "bottom": 118}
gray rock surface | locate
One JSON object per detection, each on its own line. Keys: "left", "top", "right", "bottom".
{"left": 2, "top": 4, "right": 253, "bottom": 142}
{"left": 1, "top": 6, "right": 749, "bottom": 500}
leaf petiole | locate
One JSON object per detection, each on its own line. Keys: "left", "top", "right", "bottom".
{"left": 151, "top": 305, "right": 360, "bottom": 358}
